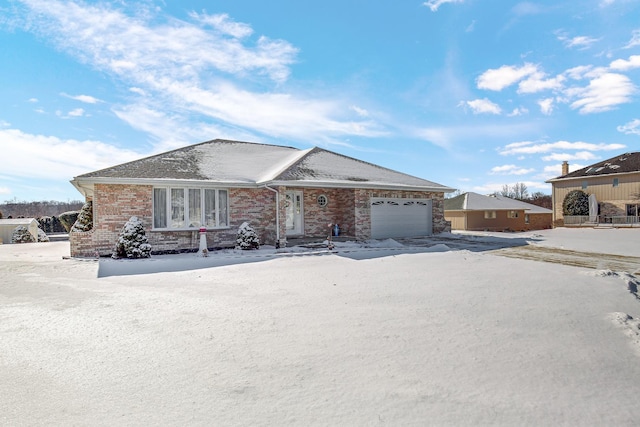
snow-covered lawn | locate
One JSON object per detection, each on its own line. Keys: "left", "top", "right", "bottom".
{"left": 2, "top": 229, "right": 640, "bottom": 426}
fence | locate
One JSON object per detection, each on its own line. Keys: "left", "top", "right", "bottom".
{"left": 564, "top": 215, "right": 640, "bottom": 227}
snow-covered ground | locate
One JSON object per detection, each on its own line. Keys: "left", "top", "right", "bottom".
{"left": 2, "top": 229, "right": 640, "bottom": 426}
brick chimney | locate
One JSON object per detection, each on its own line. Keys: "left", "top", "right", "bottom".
{"left": 562, "top": 160, "right": 569, "bottom": 176}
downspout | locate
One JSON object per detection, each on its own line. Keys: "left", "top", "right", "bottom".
{"left": 263, "top": 185, "right": 280, "bottom": 247}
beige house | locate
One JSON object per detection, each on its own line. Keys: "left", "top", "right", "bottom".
{"left": 546, "top": 152, "right": 640, "bottom": 226}
{"left": 69, "top": 139, "right": 454, "bottom": 257}
{"left": 444, "top": 192, "right": 552, "bottom": 232}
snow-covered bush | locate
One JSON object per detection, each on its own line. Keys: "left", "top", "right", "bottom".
{"left": 112, "top": 216, "right": 151, "bottom": 259}
{"left": 235, "top": 222, "right": 260, "bottom": 250}
{"left": 71, "top": 201, "right": 93, "bottom": 232}
{"left": 37, "top": 228, "right": 50, "bottom": 242}
{"left": 11, "top": 225, "right": 34, "bottom": 243}
{"left": 562, "top": 190, "right": 589, "bottom": 216}
{"left": 58, "top": 211, "right": 79, "bottom": 232}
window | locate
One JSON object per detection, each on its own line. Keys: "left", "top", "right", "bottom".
{"left": 317, "top": 194, "right": 328, "bottom": 207}
{"left": 484, "top": 210, "right": 496, "bottom": 219}
{"left": 508, "top": 210, "right": 519, "bottom": 218}
{"left": 627, "top": 204, "right": 640, "bottom": 217}
{"left": 613, "top": 178, "right": 619, "bottom": 187}
{"left": 582, "top": 181, "right": 588, "bottom": 189}
{"left": 525, "top": 214, "right": 530, "bottom": 224}
{"left": 153, "top": 188, "right": 167, "bottom": 228}
{"left": 153, "top": 187, "right": 229, "bottom": 229}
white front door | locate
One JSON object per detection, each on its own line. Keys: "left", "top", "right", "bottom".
{"left": 285, "top": 191, "right": 304, "bottom": 236}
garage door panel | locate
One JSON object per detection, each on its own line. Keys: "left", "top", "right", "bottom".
{"left": 370, "top": 198, "right": 432, "bottom": 239}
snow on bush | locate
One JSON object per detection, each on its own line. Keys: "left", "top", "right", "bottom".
{"left": 37, "top": 228, "right": 50, "bottom": 242}
{"left": 235, "top": 222, "right": 260, "bottom": 250}
{"left": 562, "top": 189, "right": 589, "bottom": 216}
{"left": 71, "top": 201, "right": 93, "bottom": 232}
{"left": 11, "top": 225, "right": 34, "bottom": 243}
{"left": 58, "top": 211, "right": 79, "bottom": 232}
{"left": 112, "top": 216, "right": 151, "bottom": 259}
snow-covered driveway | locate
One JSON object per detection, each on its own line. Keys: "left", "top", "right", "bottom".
{"left": 2, "top": 229, "right": 640, "bottom": 426}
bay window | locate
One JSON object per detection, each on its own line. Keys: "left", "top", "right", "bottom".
{"left": 153, "top": 187, "right": 229, "bottom": 229}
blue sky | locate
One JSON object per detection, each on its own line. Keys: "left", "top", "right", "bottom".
{"left": 0, "top": 0, "right": 639, "bottom": 202}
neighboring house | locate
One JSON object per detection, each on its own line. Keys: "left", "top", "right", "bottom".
{"left": 546, "top": 152, "right": 640, "bottom": 226}
{"left": 0, "top": 218, "right": 39, "bottom": 244}
{"left": 444, "top": 192, "right": 552, "bottom": 232}
{"left": 69, "top": 139, "right": 454, "bottom": 257}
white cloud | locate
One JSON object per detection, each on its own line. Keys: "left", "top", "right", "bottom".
{"left": 567, "top": 73, "right": 636, "bottom": 114}
{"left": 61, "top": 93, "right": 103, "bottom": 104}
{"left": 624, "top": 29, "right": 640, "bottom": 49}
{"left": 414, "top": 122, "right": 541, "bottom": 150}
{"left": 541, "top": 151, "right": 598, "bottom": 161}
{"left": 17, "top": 0, "right": 298, "bottom": 83}
{"left": 67, "top": 108, "right": 85, "bottom": 117}
{"left": 464, "top": 98, "right": 502, "bottom": 115}
{"left": 477, "top": 63, "right": 539, "bottom": 91}
{"left": 56, "top": 108, "right": 86, "bottom": 119}
{"left": 538, "top": 98, "right": 554, "bottom": 115}
{"left": 557, "top": 34, "right": 601, "bottom": 50}
{"left": 28, "top": 98, "right": 38, "bottom": 103}
{"left": 617, "top": 118, "right": 640, "bottom": 135}
{"left": 0, "top": 128, "right": 141, "bottom": 180}
{"left": 489, "top": 164, "right": 535, "bottom": 175}
{"left": 518, "top": 72, "right": 565, "bottom": 94}
{"left": 507, "top": 107, "right": 528, "bottom": 116}
{"left": 542, "top": 163, "right": 586, "bottom": 178}
{"left": 499, "top": 140, "right": 626, "bottom": 156}
{"left": 129, "top": 87, "right": 146, "bottom": 96}
{"left": 609, "top": 55, "right": 640, "bottom": 71}
{"left": 0, "top": 186, "right": 10, "bottom": 195}
{"left": 11, "top": 0, "right": 386, "bottom": 147}
{"left": 564, "top": 65, "right": 594, "bottom": 80}
{"left": 423, "top": 0, "right": 464, "bottom": 12}
{"left": 188, "top": 12, "right": 253, "bottom": 39}
{"left": 350, "top": 105, "right": 370, "bottom": 117}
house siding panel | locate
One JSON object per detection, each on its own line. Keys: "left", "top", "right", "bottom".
{"left": 551, "top": 172, "right": 640, "bottom": 224}
{"left": 464, "top": 210, "right": 526, "bottom": 231}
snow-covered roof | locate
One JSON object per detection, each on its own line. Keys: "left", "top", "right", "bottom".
{"left": 547, "top": 151, "right": 640, "bottom": 181}
{"left": 444, "top": 192, "right": 552, "bottom": 213}
{"left": 0, "top": 218, "right": 38, "bottom": 225}
{"left": 72, "top": 139, "right": 453, "bottom": 194}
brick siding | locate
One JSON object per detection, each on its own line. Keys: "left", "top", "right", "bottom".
{"left": 70, "top": 184, "right": 450, "bottom": 256}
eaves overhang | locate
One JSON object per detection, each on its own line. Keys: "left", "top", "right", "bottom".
{"left": 546, "top": 169, "right": 640, "bottom": 183}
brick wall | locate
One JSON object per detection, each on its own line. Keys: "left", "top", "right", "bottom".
{"left": 302, "top": 188, "right": 355, "bottom": 237}
{"left": 525, "top": 213, "right": 552, "bottom": 230}
{"left": 353, "top": 189, "right": 450, "bottom": 240}
{"left": 70, "top": 184, "right": 451, "bottom": 256}
{"left": 70, "top": 184, "right": 281, "bottom": 257}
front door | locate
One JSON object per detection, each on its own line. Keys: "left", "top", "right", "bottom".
{"left": 285, "top": 191, "right": 303, "bottom": 236}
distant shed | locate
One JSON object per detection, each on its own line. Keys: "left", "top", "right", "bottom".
{"left": 0, "top": 218, "right": 39, "bottom": 244}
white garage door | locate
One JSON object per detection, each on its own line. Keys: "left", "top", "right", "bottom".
{"left": 370, "top": 198, "right": 432, "bottom": 239}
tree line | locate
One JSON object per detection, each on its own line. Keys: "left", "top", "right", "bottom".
{"left": 493, "top": 183, "right": 552, "bottom": 209}
{"left": 0, "top": 199, "right": 84, "bottom": 219}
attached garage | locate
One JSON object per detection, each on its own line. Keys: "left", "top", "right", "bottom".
{"left": 370, "top": 198, "right": 432, "bottom": 239}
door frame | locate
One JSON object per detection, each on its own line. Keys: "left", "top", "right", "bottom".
{"left": 285, "top": 190, "right": 304, "bottom": 236}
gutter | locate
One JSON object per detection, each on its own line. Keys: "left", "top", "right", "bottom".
{"left": 263, "top": 185, "right": 281, "bottom": 247}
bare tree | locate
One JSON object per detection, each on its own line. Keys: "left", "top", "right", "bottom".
{"left": 512, "top": 182, "right": 529, "bottom": 200}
